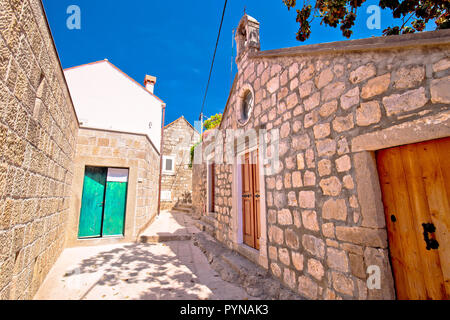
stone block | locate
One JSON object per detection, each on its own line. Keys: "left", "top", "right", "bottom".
{"left": 278, "top": 209, "right": 292, "bottom": 226}
{"left": 361, "top": 73, "right": 390, "bottom": 99}
{"left": 313, "top": 123, "right": 330, "bottom": 139}
{"left": 316, "top": 139, "right": 336, "bottom": 157}
{"left": 319, "top": 176, "right": 342, "bottom": 196}
{"left": 382, "top": 87, "right": 428, "bottom": 116}
{"left": 299, "top": 80, "right": 314, "bottom": 98}
{"left": 393, "top": 65, "right": 424, "bottom": 89}
{"left": 268, "top": 225, "right": 284, "bottom": 245}
{"left": 322, "top": 198, "right": 347, "bottom": 221}
{"left": 336, "top": 226, "right": 387, "bottom": 248}
{"left": 302, "top": 234, "right": 325, "bottom": 259}
{"left": 315, "top": 68, "right": 334, "bottom": 89}
{"left": 332, "top": 113, "right": 354, "bottom": 133}
{"left": 300, "top": 64, "right": 315, "bottom": 83}
{"left": 319, "top": 100, "right": 338, "bottom": 117}
{"left": 307, "top": 258, "right": 324, "bottom": 280}
{"left": 356, "top": 101, "right": 381, "bottom": 126}
{"left": 302, "top": 210, "right": 319, "bottom": 231}
{"left": 431, "top": 76, "right": 450, "bottom": 104}
{"left": 322, "top": 222, "right": 335, "bottom": 239}
{"left": 303, "top": 171, "right": 316, "bottom": 187}
{"left": 332, "top": 271, "right": 354, "bottom": 296}
{"left": 299, "top": 191, "right": 315, "bottom": 209}
{"left": 298, "top": 275, "right": 318, "bottom": 299}
{"left": 292, "top": 171, "right": 302, "bottom": 188}
{"left": 335, "top": 155, "right": 351, "bottom": 172}
{"left": 349, "top": 64, "right": 376, "bottom": 84}
{"left": 279, "top": 248, "right": 291, "bottom": 266}
{"left": 322, "top": 82, "right": 345, "bottom": 102}
{"left": 340, "top": 87, "right": 360, "bottom": 110}
{"left": 285, "top": 228, "right": 300, "bottom": 249}
{"left": 327, "top": 247, "right": 349, "bottom": 272}
{"left": 304, "top": 92, "right": 320, "bottom": 111}
{"left": 349, "top": 253, "right": 365, "bottom": 279}
{"left": 433, "top": 58, "right": 450, "bottom": 73}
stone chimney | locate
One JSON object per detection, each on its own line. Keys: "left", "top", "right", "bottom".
{"left": 144, "top": 75, "right": 157, "bottom": 94}
{"left": 235, "top": 14, "right": 260, "bottom": 63}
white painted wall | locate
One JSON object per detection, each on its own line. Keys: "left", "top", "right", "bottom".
{"left": 64, "top": 61, "right": 163, "bottom": 151}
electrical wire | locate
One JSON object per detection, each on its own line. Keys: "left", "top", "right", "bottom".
{"left": 199, "top": 0, "right": 228, "bottom": 121}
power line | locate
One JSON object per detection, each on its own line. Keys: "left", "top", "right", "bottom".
{"left": 199, "top": 0, "right": 228, "bottom": 121}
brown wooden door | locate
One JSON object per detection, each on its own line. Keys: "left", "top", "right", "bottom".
{"left": 242, "top": 150, "right": 261, "bottom": 250}
{"left": 377, "top": 137, "right": 450, "bottom": 300}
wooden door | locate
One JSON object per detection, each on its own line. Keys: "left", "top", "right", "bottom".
{"left": 78, "top": 167, "right": 107, "bottom": 238}
{"left": 242, "top": 150, "right": 261, "bottom": 250}
{"left": 78, "top": 167, "right": 128, "bottom": 238}
{"left": 377, "top": 137, "right": 450, "bottom": 300}
{"left": 102, "top": 168, "right": 129, "bottom": 236}
{"left": 209, "top": 163, "right": 215, "bottom": 212}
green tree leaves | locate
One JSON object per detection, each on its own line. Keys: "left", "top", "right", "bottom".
{"left": 282, "top": 0, "right": 449, "bottom": 41}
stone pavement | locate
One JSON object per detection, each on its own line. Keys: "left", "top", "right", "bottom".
{"left": 139, "top": 210, "right": 199, "bottom": 243}
{"left": 34, "top": 211, "right": 255, "bottom": 300}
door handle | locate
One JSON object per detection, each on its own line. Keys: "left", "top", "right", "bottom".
{"left": 255, "top": 194, "right": 260, "bottom": 199}
{"left": 422, "top": 223, "right": 439, "bottom": 250}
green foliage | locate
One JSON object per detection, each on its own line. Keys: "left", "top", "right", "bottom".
{"left": 282, "top": 0, "right": 449, "bottom": 41}
{"left": 203, "top": 113, "right": 222, "bottom": 130}
{"left": 189, "top": 141, "right": 201, "bottom": 169}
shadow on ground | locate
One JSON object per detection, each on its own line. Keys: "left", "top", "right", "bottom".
{"left": 64, "top": 243, "right": 212, "bottom": 300}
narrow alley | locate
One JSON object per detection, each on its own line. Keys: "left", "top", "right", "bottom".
{"left": 34, "top": 211, "right": 255, "bottom": 300}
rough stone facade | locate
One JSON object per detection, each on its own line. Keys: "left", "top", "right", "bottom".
{"left": 192, "top": 15, "right": 450, "bottom": 300}
{"left": 67, "top": 127, "right": 160, "bottom": 246}
{"left": 0, "top": 0, "right": 79, "bottom": 299}
{"left": 161, "top": 116, "right": 200, "bottom": 210}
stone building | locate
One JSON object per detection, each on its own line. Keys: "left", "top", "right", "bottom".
{"left": 0, "top": 0, "right": 164, "bottom": 299}
{"left": 192, "top": 15, "right": 450, "bottom": 300}
{"left": 0, "top": 0, "right": 79, "bottom": 299}
{"left": 160, "top": 116, "right": 200, "bottom": 210}
{"left": 63, "top": 60, "right": 164, "bottom": 247}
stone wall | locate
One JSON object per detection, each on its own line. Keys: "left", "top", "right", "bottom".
{"left": 161, "top": 117, "right": 200, "bottom": 210}
{"left": 0, "top": 0, "right": 79, "bottom": 299}
{"left": 192, "top": 17, "right": 450, "bottom": 300}
{"left": 192, "top": 157, "right": 206, "bottom": 219}
{"left": 67, "top": 128, "right": 160, "bottom": 246}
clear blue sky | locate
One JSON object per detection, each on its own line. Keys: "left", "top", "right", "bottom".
{"left": 42, "top": 0, "right": 436, "bottom": 127}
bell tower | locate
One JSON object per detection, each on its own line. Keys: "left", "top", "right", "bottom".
{"left": 235, "top": 14, "right": 260, "bottom": 63}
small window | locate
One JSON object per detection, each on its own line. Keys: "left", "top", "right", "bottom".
{"left": 162, "top": 156, "right": 175, "bottom": 175}
{"left": 239, "top": 90, "right": 253, "bottom": 124}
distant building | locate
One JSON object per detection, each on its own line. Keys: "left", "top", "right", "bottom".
{"left": 160, "top": 116, "right": 200, "bottom": 211}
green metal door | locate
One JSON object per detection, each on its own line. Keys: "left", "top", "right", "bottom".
{"left": 102, "top": 168, "right": 129, "bottom": 236}
{"left": 78, "top": 167, "right": 107, "bottom": 238}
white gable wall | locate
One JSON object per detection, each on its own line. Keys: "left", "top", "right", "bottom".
{"left": 64, "top": 61, "right": 163, "bottom": 151}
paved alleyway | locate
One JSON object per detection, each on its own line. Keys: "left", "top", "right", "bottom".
{"left": 34, "top": 211, "right": 254, "bottom": 300}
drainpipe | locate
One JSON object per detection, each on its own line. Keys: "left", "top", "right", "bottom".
{"left": 157, "top": 103, "right": 166, "bottom": 216}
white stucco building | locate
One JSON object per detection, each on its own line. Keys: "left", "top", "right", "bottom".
{"left": 64, "top": 59, "right": 164, "bottom": 151}
{"left": 63, "top": 60, "right": 166, "bottom": 247}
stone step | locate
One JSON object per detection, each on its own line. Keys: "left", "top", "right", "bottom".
{"left": 173, "top": 207, "right": 191, "bottom": 213}
{"left": 139, "top": 233, "right": 192, "bottom": 243}
{"left": 207, "top": 211, "right": 218, "bottom": 220}
{"left": 192, "top": 232, "right": 304, "bottom": 300}
{"left": 176, "top": 203, "right": 192, "bottom": 209}
{"left": 193, "top": 220, "right": 215, "bottom": 238}
{"left": 201, "top": 215, "right": 218, "bottom": 228}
